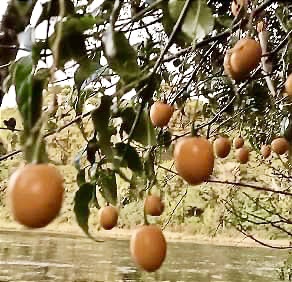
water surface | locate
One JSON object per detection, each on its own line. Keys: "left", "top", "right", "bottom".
{"left": 0, "top": 231, "right": 287, "bottom": 281}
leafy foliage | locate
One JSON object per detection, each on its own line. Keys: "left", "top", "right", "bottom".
{"left": 0, "top": 0, "right": 291, "bottom": 249}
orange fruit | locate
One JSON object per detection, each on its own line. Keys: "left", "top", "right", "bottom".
{"left": 150, "top": 101, "right": 174, "bottom": 127}
{"left": 130, "top": 225, "right": 167, "bottom": 272}
{"left": 214, "top": 137, "right": 231, "bottom": 158}
{"left": 174, "top": 136, "right": 214, "bottom": 185}
{"left": 261, "top": 144, "right": 271, "bottom": 159}
{"left": 271, "top": 137, "right": 289, "bottom": 155}
{"left": 285, "top": 74, "right": 292, "bottom": 96}
{"left": 7, "top": 164, "right": 64, "bottom": 228}
{"left": 99, "top": 206, "right": 118, "bottom": 230}
{"left": 144, "top": 195, "right": 164, "bottom": 216}
{"left": 224, "top": 38, "right": 262, "bottom": 81}
{"left": 236, "top": 146, "right": 249, "bottom": 164}
{"left": 233, "top": 136, "right": 244, "bottom": 149}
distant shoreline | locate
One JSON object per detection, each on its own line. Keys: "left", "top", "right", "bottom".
{"left": 0, "top": 224, "right": 290, "bottom": 249}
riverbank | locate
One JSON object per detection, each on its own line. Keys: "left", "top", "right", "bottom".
{"left": 0, "top": 223, "right": 289, "bottom": 249}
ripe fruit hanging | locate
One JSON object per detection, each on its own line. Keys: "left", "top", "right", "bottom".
{"left": 285, "top": 73, "right": 292, "bottom": 96}
{"left": 271, "top": 137, "right": 289, "bottom": 155}
{"left": 99, "top": 206, "right": 118, "bottom": 230}
{"left": 144, "top": 195, "right": 164, "bottom": 216}
{"left": 224, "top": 38, "right": 262, "bottom": 81}
{"left": 174, "top": 136, "right": 214, "bottom": 185}
{"left": 214, "top": 137, "right": 231, "bottom": 158}
{"left": 130, "top": 225, "right": 167, "bottom": 272}
{"left": 7, "top": 164, "right": 64, "bottom": 228}
{"left": 261, "top": 145, "right": 271, "bottom": 159}
{"left": 233, "top": 136, "right": 244, "bottom": 149}
{"left": 150, "top": 101, "right": 174, "bottom": 128}
{"left": 236, "top": 146, "right": 249, "bottom": 164}
{"left": 231, "top": 0, "right": 248, "bottom": 17}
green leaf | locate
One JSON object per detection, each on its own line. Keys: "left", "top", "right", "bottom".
{"left": 74, "top": 183, "right": 95, "bottom": 235}
{"left": 75, "top": 58, "right": 100, "bottom": 92}
{"left": 144, "top": 150, "right": 155, "bottom": 180}
{"left": 91, "top": 96, "right": 113, "bottom": 158}
{"left": 167, "top": 0, "right": 214, "bottom": 43}
{"left": 216, "top": 15, "right": 232, "bottom": 28}
{"left": 77, "top": 169, "right": 86, "bottom": 186}
{"left": 103, "top": 29, "right": 142, "bottom": 83}
{"left": 120, "top": 107, "right": 157, "bottom": 146}
{"left": 50, "top": 16, "right": 96, "bottom": 67}
{"left": 115, "top": 142, "right": 143, "bottom": 173}
{"left": 10, "top": 56, "right": 48, "bottom": 163}
{"left": 98, "top": 169, "right": 117, "bottom": 205}
{"left": 91, "top": 96, "right": 112, "bottom": 133}
{"left": 63, "top": 15, "right": 97, "bottom": 33}
{"left": 157, "top": 130, "right": 172, "bottom": 148}
{"left": 36, "top": 0, "right": 75, "bottom": 26}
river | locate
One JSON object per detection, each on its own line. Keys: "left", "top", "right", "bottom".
{"left": 0, "top": 230, "right": 288, "bottom": 281}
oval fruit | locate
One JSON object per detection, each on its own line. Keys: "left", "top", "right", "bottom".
{"left": 144, "top": 195, "right": 164, "bottom": 216}
{"left": 233, "top": 136, "right": 244, "bottom": 149}
{"left": 150, "top": 101, "right": 174, "bottom": 128}
{"left": 261, "top": 145, "right": 271, "bottom": 159}
{"left": 7, "top": 164, "right": 64, "bottom": 228}
{"left": 130, "top": 225, "right": 167, "bottom": 272}
{"left": 236, "top": 147, "right": 249, "bottom": 164}
{"left": 271, "top": 137, "right": 289, "bottom": 155}
{"left": 214, "top": 137, "right": 231, "bottom": 158}
{"left": 224, "top": 38, "right": 262, "bottom": 81}
{"left": 285, "top": 73, "right": 292, "bottom": 96}
{"left": 99, "top": 206, "right": 118, "bottom": 230}
{"left": 174, "top": 136, "right": 214, "bottom": 185}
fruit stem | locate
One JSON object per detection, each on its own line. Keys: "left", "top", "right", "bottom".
{"left": 31, "top": 115, "right": 47, "bottom": 164}
{"left": 143, "top": 208, "right": 149, "bottom": 225}
{"left": 191, "top": 122, "right": 198, "bottom": 137}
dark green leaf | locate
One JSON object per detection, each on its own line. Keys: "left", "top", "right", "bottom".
{"left": 77, "top": 169, "right": 86, "bottom": 186}
{"left": 120, "top": 107, "right": 157, "bottom": 146}
{"left": 36, "top": 0, "right": 75, "bottom": 26}
{"left": 75, "top": 58, "right": 100, "bottom": 92}
{"left": 91, "top": 95, "right": 112, "bottom": 132}
{"left": 50, "top": 16, "right": 96, "bottom": 67}
{"left": 74, "top": 183, "right": 95, "bottom": 235}
{"left": 115, "top": 142, "right": 143, "bottom": 173}
{"left": 98, "top": 169, "right": 117, "bottom": 205}
{"left": 162, "top": 0, "right": 214, "bottom": 46}
{"left": 91, "top": 96, "right": 113, "bottom": 158}
{"left": 103, "top": 30, "right": 141, "bottom": 83}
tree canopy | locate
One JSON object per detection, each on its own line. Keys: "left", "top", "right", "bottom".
{"left": 0, "top": 0, "right": 291, "bottom": 254}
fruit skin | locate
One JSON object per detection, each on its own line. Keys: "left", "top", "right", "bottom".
{"left": 261, "top": 145, "right": 271, "bottom": 159}
{"left": 99, "top": 206, "right": 118, "bottom": 230}
{"left": 236, "top": 146, "right": 249, "bottom": 164}
{"left": 7, "top": 164, "right": 64, "bottom": 228}
{"left": 144, "top": 195, "right": 164, "bottom": 216}
{"left": 271, "top": 137, "right": 289, "bottom": 155}
{"left": 174, "top": 136, "right": 214, "bottom": 185}
{"left": 285, "top": 74, "right": 292, "bottom": 96}
{"left": 130, "top": 225, "right": 167, "bottom": 272}
{"left": 233, "top": 137, "right": 244, "bottom": 149}
{"left": 150, "top": 101, "right": 174, "bottom": 128}
{"left": 214, "top": 137, "right": 231, "bottom": 158}
{"left": 224, "top": 38, "right": 262, "bottom": 81}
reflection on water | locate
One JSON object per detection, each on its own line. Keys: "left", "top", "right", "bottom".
{"left": 0, "top": 230, "right": 287, "bottom": 281}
